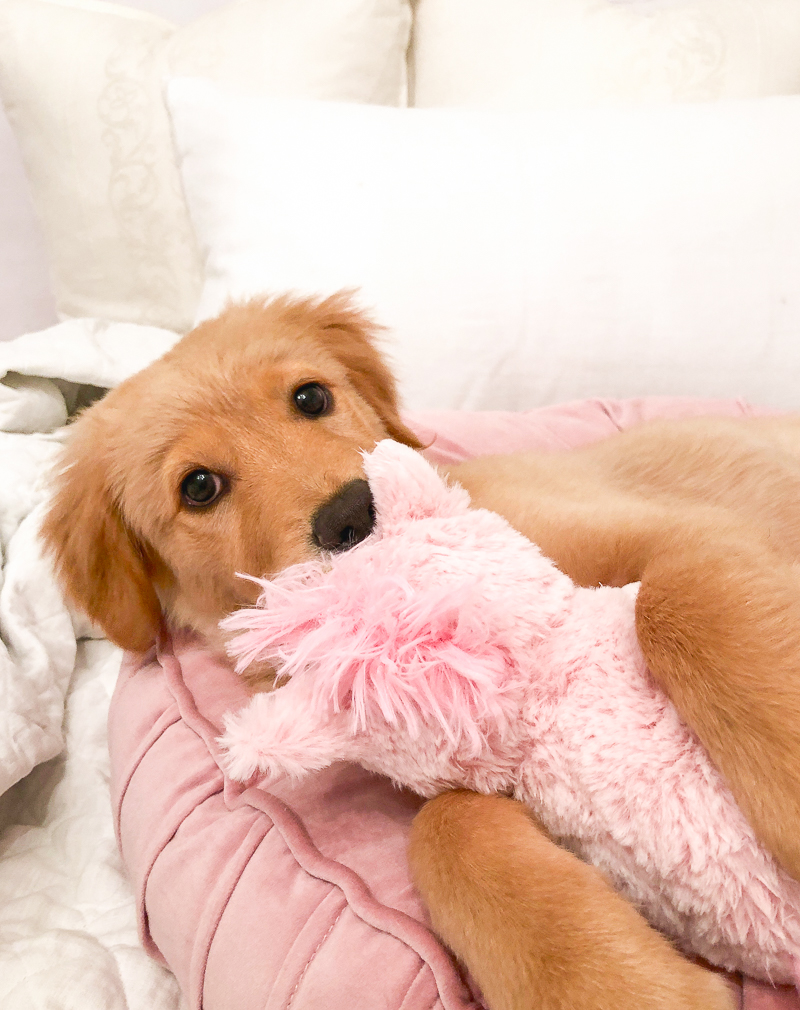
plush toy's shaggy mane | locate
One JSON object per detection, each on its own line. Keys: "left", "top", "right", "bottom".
{"left": 223, "top": 563, "right": 516, "bottom": 756}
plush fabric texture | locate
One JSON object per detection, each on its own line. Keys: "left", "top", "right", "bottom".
{"left": 167, "top": 79, "right": 800, "bottom": 412}
{"left": 410, "top": 0, "right": 800, "bottom": 109}
{"left": 0, "top": 0, "right": 411, "bottom": 333}
{"left": 109, "top": 399, "right": 800, "bottom": 1010}
{"left": 221, "top": 439, "right": 800, "bottom": 985}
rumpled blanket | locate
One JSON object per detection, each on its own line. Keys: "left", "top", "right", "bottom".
{"left": 0, "top": 318, "right": 180, "bottom": 798}
{"left": 0, "top": 318, "right": 181, "bottom": 1010}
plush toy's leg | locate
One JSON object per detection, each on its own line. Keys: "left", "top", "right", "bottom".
{"left": 409, "top": 792, "right": 735, "bottom": 1010}
{"left": 219, "top": 678, "right": 358, "bottom": 784}
{"left": 636, "top": 524, "right": 800, "bottom": 885}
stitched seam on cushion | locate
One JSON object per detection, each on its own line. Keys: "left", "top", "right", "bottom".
{"left": 193, "top": 816, "right": 273, "bottom": 1010}
{"left": 285, "top": 903, "right": 346, "bottom": 1010}
{"left": 235, "top": 787, "right": 480, "bottom": 1010}
{"left": 115, "top": 705, "right": 181, "bottom": 854}
{"left": 259, "top": 885, "right": 344, "bottom": 1010}
{"left": 397, "top": 965, "right": 427, "bottom": 1010}
{"left": 139, "top": 780, "right": 224, "bottom": 968}
{"left": 159, "top": 641, "right": 230, "bottom": 759}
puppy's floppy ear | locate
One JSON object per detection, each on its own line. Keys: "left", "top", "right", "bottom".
{"left": 312, "top": 292, "right": 424, "bottom": 449}
{"left": 40, "top": 435, "right": 162, "bottom": 653}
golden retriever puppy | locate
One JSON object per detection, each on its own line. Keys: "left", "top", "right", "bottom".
{"left": 43, "top": 292, "right": 800, "bottom": 1010}
{"left": 41, "top": 294, "right": 422, "bottom": 652}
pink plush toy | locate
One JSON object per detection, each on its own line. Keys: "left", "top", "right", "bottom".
{"left": 220, "top": 439, "right": 800, "bottom": 986}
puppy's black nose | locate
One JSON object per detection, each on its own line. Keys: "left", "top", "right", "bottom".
{"left": 312, "top": 479, "right": 375, "bottom": 551}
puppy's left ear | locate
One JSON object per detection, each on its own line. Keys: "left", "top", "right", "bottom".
{"left": 39, "top": 416, "right": 163, "bottom": 653}
{"left": 313, "top": 293, "right": 424, "bottom": 449}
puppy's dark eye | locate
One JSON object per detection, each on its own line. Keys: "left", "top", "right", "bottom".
{"left": 181, "top": 469, "right": 226, "bottom": 507}
{"left": 293, "top": 382, "right": 332, "bottom": 417}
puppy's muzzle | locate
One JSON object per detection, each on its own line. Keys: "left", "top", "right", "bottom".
{"left": 312, "top": 479, "right": 375, "bottom": 551}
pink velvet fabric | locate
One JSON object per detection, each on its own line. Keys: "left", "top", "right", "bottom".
{"left": 108, "top": 396, "right": 798, "bottom": 1010}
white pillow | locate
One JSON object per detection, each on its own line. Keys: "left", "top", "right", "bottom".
{"left": 167, "top": 78, "right": 800, "bottom": 413}
{"left": 410, "top": 0, "right": 800, "bottom": 110}
{"left": 0, "top": 0, "right": 230, "bottom": 343}
{"left": 0, "top": 0, "right": 411, "bottom": 333}
{"left": 0, "top": 111, "right": 57, "bottom": 341}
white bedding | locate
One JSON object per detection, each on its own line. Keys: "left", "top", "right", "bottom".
{"left": 0, "top": 319, "right": 181, "bottom": 1009}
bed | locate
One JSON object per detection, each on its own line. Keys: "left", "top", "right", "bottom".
{"left": 1, "top": 1, "right": 800, "bottom": 1007}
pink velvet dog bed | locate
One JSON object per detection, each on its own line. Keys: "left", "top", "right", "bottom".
{"left": 108, "top": 397, "right": 800, "bottom": 1010}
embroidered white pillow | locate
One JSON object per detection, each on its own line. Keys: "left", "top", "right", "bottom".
{"left": 410, "top": 0, "right": 800, "bottom": 109}
{"left": 0, "top": 0, "right": 411, "bottom": 333}
{"left": 167, "top": 79, "right": 800, "bottom": 413}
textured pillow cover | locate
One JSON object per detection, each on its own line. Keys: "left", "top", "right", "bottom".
{"left": 166, "top": 80, "right": 800, "bottom": 414}
{"left": 0, "top": 0, "right": 230, "bottom": 343}
{"left": 0, "top": 0, "right": 411, "bottom": 332}
{"left": 108, "top": 397, "right": 800, "bottom": 1010}
{"left": 410, "top": 0, "right": 800, "bottom": 110}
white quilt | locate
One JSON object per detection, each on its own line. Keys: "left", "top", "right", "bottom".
{"left": 0, "top": 319, "right": 183, "bottom": 1009}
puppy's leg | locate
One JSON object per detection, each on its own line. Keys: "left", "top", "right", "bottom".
{"left": 409, "top": 792, "right": 734, "bottom": 1010}
{"left": 636, "top": 526, "right": 800, "bottom": 883}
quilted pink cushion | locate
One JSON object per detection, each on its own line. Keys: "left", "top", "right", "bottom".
{"left": 108, "top": 397, "right": 800, "bottom": 1010}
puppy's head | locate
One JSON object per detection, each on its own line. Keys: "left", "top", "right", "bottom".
{"left": 40, "top": 293, "right": 423, "bottom": 652}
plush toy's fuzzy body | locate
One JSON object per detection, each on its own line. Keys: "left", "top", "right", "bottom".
{"left": 221, "top": 440, "right": 800, "bottom": 985}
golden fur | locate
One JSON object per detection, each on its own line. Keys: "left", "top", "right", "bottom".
{"left": 41, "top": 294, "right": 421, "bottom": 652}
{"left": 43, "top": 293, "right": 800, "bottom": 1010}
